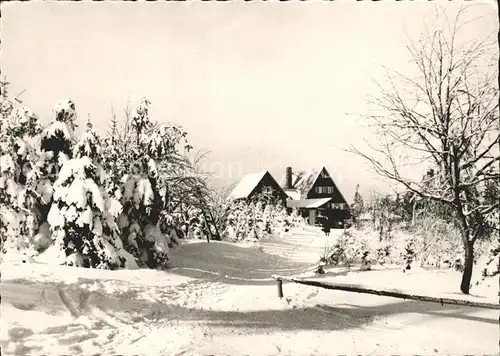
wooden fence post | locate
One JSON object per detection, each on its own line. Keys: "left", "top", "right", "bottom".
{"left": 277, "top": 278, "right": 284, "bottom": 299}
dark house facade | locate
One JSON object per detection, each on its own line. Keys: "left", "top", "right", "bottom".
{"left": 280, "top": 166, "right": 350, "bottom": 228}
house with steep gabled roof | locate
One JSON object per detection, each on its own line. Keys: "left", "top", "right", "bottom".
{"left": 279, "top": 166, "right": 350, "bottom": 227}
{"left": 228, "top": 166, "right": 350, "bottom": 228}
{"left": 227, "top": 171, "right": 288, "bottom": 205}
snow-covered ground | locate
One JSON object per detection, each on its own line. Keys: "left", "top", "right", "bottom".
{"left": 2, "top": 227, "right": 499, "bottom": 355}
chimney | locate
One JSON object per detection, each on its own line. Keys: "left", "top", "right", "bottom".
{"left": 286, "top": 167, "right": 293, "bottom": 189}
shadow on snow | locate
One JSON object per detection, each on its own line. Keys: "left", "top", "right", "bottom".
{"left": 167, "top": 241, "right": 315, "bottom": 285}
{"left": 3, "top": 279, "right": 497, "bottom": 337}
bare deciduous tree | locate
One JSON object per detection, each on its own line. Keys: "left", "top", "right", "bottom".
{"left": 351, "top": 7, "right": 499, "bottom": 294}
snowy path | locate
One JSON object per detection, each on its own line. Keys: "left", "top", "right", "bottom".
{"left": 2, "top": 227, "right": 499, "bottom": 355}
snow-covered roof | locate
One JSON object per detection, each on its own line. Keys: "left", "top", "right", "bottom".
{"left": 284, "top": 189, "right": 301, "bottom": 200}
{"left": 227, "top": 171, "right": 268, "bottom": 200}
{"left": 280, "top": 167, "right": 323, "bottom": 197}
{"left": 280, "top": 166, "right": 350, "bottom": 205}
{"left": 286, "top": 197, "right": 332, "bottom": 209}
{"left": 294, "top": 168, "right": 322, "bottom": 195}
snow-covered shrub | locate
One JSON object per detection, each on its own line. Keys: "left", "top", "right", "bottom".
{"left": 401, "top": 237, "right": 416, "bottom": 270}
{"left": 410, "top": 215, "right": 462, "bottom": 267}
{"left": 273, "top": 203, "right": 290, "bottom": 235}
{"left": 366, "top": 192, "right": 402, "bottom": 241}
{"left": 473, "top": 238, "right": 499, "bottom": 286}
{"left": 321, "top": 230, "right": 364, "bottom": 268}
{"left": 222, "top": 210, "right": 238, "bottom": 241}
{"left": 181, "top": 207, "right": 215, "bottom": 241}
{"left": 360, "top": 241, "right": 374, "bottom": 271}
{"left": 342, "top": 233, "right": 362, "bottom": 267}
{"left": 234, "top": 203, "right": 250, "bottom": 240}
{"left": 374, "top": 243, "right": 393, "bottom": 265}
{"left": 33, "top": 221, "right": 52, "bottom": 252}
{"left": 473, "top": 205, "right": 500, "bottom": 283}
{"left": 286, "top": 207, "right": 305, "bottom": 230}
{"left": 184, "top": 207, "right": 200, "bottom": 239}
{"left": 262, "top": 204, "right": 274, "bottom": 234}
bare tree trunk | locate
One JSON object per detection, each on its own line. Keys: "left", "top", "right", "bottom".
{"left": 455, "top": 207, "right": 475, "bottom": 295}
{"left": 460, "top": 240, "right": 474, "bottom": 294}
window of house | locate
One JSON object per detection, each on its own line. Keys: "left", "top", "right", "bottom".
{"left": 315, "top": 186, "right": 334, "bottom": 194}
{"left": 331, "top": 203, "right": 346, "bottom": 210}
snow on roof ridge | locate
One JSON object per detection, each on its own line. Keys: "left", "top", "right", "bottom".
{"left": 293, "top": 167, "right": 321, "bottom": 195}
{"left": 227, "top": 171, "right": 269, "bottom": 200}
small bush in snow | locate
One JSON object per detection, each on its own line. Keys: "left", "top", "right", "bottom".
{"left": 360, "top": 242, "right": 373, "bottom": 271}
{"left": 375, "top": 244, "right": 393, "bottom": 266}
{"left": 401, "top": 238, "right": 416, "bottom": 270}
{"left": 410, "top": 214, "right": 462, "bottom": 268}
{"left": 321, "top": 230, "right": 364, "bottom": 268}
{"left": 473, "top": 238, "right": 500, "bottom": 286}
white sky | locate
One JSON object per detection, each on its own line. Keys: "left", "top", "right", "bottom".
{"left": 2, "top": 1, "right": 497, "bottom": 200}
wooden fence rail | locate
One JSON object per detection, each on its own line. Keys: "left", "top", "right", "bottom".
{"left": 272, "top": 275, "right": 500, "bottom": 310}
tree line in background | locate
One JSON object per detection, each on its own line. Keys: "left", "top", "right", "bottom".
{"left": 335, "top": 179, "right": 499, "bottom": 288}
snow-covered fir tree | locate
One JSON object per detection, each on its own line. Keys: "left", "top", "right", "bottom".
{"left": 222, "top": 210, "right": 238, "bottom": 241}
{"left": 217, "top": 196, "right": 306, "bottom": 243}
{"left": 273, "top": 203, "right": 289, "bottom": 236}
{"left": 23, "top": 100, "right": 78, "bottom": 249}
{"left": 288, "top": 208, "right": 304, "bottom": 227}
{"left": 118, "top": 98, "right": 182, "bottom": 268}
{"left": 350, "top": 184, "right": 365, "bottom": 224}
{"left": 158, "top": 211, "right": 180, "bottom": 248}
{"left": 47, "top": 119, "right": 137, "bottom": 268}
{"left": 244, "top": 202, "right": 260, "bottom": 242}
{"left": 0, "top": 96, "right": 42, "bottom": 256}
{"left": 235, "top": 202, "right": 249, "bottom": 240}
{"left": 401, "top": 237, "right": 416, "bottom": 270}
{"left": 254, "top": 201, "right": 266, "bottom": 234}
